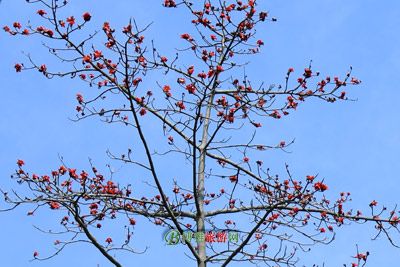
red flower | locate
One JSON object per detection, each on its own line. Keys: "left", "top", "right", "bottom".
{"left": 185, "top": 84, "right": 196, "bottom": 94}
{"left": 39, "top": 64, "right": 47, "bottom": 73}
{"left": 37, "top": 10, "right": 47, "bottom": 16}
{"left": 184, "top": 193, "right": 193, "bottom": 200}
{"left": 59, "top": 166, "right": 67, "bottom": 175}
{"left": 355, "top": 253, "right": 368, "bottom": 261}
{"left": 229, "top": 175, "right": 238, "bottom": 183}
{"left": 216, "top": 65, "right": 224, "bottom": 72}
{"left": 49, "top": 201, "right": 60, "bottom": 210}
{"left": 129, "top": 218, "right": 136, "bottom": 225}
{"left": 66, "top": 16, "right": 75, "bottom": 26}
{"left": 14, "top": 63, "right": 22, "bottom": 72}
{"left": 180, "top": 33, "right": 192, "bottom": 41}
{"left": 17, "top": 159, "right": 25, "bottom": 167}
{"left": 164, "top": 0, "right": 176, "bottom": 7}
{"left": 304, "top": 68, "right": 312, "bottom": 78}
{"left": 13, "top": 22, "right": 22, "bottom": 29}
{"left": 139, "top": 108, "right": 147, "bottom": 116}
{"left": 187, "top": 65, "right": 194, "bottom": 75}
{"left": 33, "top": 251, "right": 39, "bottom": 258}
{"left": 160, "top": 56, "right": 168, "bottom": 63}
{"left": 198, "top": 72, "right": 207, "bottom": 79}
{"left": 82, "top": 12, "right": 92, "bottom": 22}
{"left": 306, "top": 175, "right": 315, "bottom": 182}
{"left": 351, "top": 77, "right": 361, "bottom": 85}
{"left": 163, "top": 85, "right": 172, "bottom": 97}
{"left": 259, "top": 244, "right": 267, "bottom": 251}
{"left": 82, "top": 54, "right": 91, "bottom": 63}
{"left": 105, "top": 237, "right": 112, "bottom": 244}
{"left": 22, "top": 29, "right": 30, "bottom": 35}
{"left": 45, "top": 29, "right": 54, "bottom": 37}
{"left": 76, "top": 93, "right": 84, "bottom": 104}
{"left": 175, "top": 101, "right": 185, "bottom": 110}
{"left": 92, "top": 50, "right": 102, "bottom": 60}
{"left": 314, "top": 181, "right": 328, "bottom": 192}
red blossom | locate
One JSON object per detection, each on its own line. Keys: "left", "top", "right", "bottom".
{"left": 13, "top": 22, "right": 22, "bottom": 29}
{"left": 139, "top": 108, "right": 147, "bottom": 116}
{"left": 49, "top": 201, "right": 60, "bottom": 210}
{"left": 39, "top": 64, "right": 47, "bottom": 73}
{"left": 186, "top": 84, "right": 196, "bottom": 94}
{"left": 187, "top": 66, "right": 194, "bottom": 75}
{"left": 37, "top": 10, "right": 47, "bottom": 16}
{"left": 229, "top": 175, "right": 238, "bottom": 183}
{"left": 82, "top": 54, "right": 92, "bottom": 63}
{"left": 306, "top": 175, "right": 315, "bottom": 182}
{"left": 66, "top": 16, "right": 75, "bottom": 26}
{"left": 93, "top": 50, "right": 102, "bottom": 60}
{"left": 175, "top": 101, "right": 185, "bottom": 110}
{"left": 163, "top": 85, "right": 172, "bottom": 97}
{"left": 164, "top": 0, "right": 176, "bottom": 7}
{"left": 45, "top": 29, "right": 54, "bottom": 37}
{"left": 314, "top": 181, "right": 328, "bottom": 192}
{"left": 180, "top": 33, "right": 192, "bottom": 41}
{"left": 82, "top": 12, "right": 92, "bottom": 22}
{"left": 76, "top": 93, "right": 84, "bottom": 104}
{"left": 160, "top": 56, "right": 168, "bottom": 63}
{"left": 14, "top": 63, "right": 22, "bottom": 72}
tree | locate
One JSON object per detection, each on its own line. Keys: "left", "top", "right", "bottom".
{"left": 1, "top": 1, "right": 398, "bottom": 266}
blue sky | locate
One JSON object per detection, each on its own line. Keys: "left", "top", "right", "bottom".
{"left": 1, "top": 0, "right": 400, "bottom": 266}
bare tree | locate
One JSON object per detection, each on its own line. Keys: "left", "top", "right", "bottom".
{"left": 2, "top": 1, "right": 398, "bottom": 267}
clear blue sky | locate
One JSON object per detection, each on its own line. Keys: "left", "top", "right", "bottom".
{"left": 1, "top": 0, "right": 400, "bottom": 266}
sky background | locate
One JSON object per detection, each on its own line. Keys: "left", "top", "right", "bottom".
{"left": 1, "top": 0, "right": 400, "bottom": 266}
